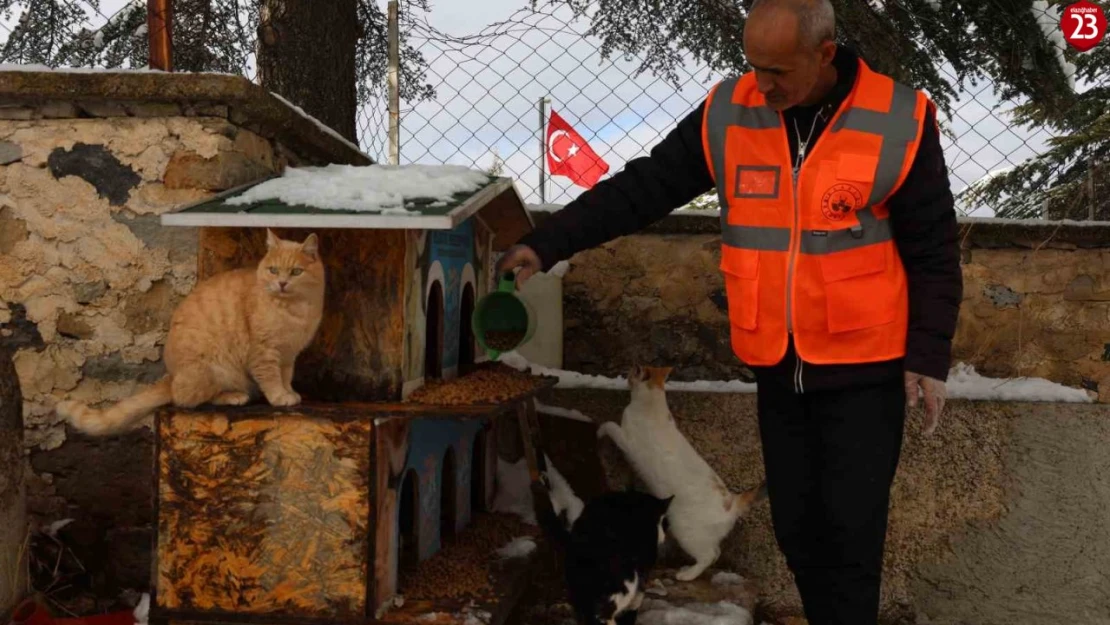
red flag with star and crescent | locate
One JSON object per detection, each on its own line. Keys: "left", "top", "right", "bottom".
{"left": 546, "top": 109, "right": 609, "bottom": 188}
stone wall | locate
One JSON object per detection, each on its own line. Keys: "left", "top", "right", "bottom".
{"left": 0, "top": 70, "right": 368, "bottom": 604}
{"left": 542, "top": 211, "right": 1110, "bottom": 399}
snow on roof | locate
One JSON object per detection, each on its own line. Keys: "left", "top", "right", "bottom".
{"left": 225, "top": 163, "right": 490, "bottom": 213}
{"left": 500, "top": 352, "right": 1094, "bottom": 403}
{"left": 268, "top": 92, "right": 367, "bottom": 161}
{"left": 162, "top": 164, "right": 523, "bottom": 230}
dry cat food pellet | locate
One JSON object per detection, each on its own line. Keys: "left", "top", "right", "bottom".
{"left": 484, "top": 330, "right": 525, "bottom": 351}
{"left": 398, "top": 512, "right": 537, "bottom": 601}
{"left": 405, "top": 364, "right": 548, "bottom": 405}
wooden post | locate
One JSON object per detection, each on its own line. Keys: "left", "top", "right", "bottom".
{"left": 148, "top": 0, "right": 173, "bottom": 72}
{"left": 387, "top": 0, "right": 399, "bottom": 164}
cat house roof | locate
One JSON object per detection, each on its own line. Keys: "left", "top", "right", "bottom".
{"left": 161, "top": 163, "right": 535, "bottom": 250}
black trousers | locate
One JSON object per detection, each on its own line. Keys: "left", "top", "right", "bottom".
{"left": 755, "top": 374, "right": 906, "bottom": 625}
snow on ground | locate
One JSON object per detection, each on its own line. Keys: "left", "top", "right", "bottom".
{"left": 534, "top": 399, "right": 592, "bottom": 423}
{"left": 710, "top": 572, "right": 745, "bottom": 586}
{"left": 945, "top": 362, "right": 1093, "bottom": 403}
{"left": 638, "top": 598, "right": 753, "bottom": 625}
{"left": 224, "top": 163, "right": 490, "bottom": 214}
{"left": 501, "top": 353, "right": 1091, "bottom": 403}
{"left": 496, "top": 536, "right": 537, "bottom": 559}
{"left": 491, "top": 456, "right": 536, "bottom": 525}
{"left": 500, "top": 352, "right": 758, "bottom": 393}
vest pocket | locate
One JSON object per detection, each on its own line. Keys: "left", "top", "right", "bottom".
{"left": 818, "top": 244, "right": 896, "bottom": 333}
{"left": 720, "top": 248, "right": 760, "bottom": 330}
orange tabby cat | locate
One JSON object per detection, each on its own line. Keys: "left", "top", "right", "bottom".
{"left": 57, "top": 229, "right": 326, "bottom": 436}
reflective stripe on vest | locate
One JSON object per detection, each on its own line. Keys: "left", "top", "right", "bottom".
{"left": 702, "top": 60, "right": 928, "bottom": 367}
{"left": 705, "top": 77, "right": 920, "bottom": 255}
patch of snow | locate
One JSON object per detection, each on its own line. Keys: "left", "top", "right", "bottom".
{"left": 496, "top": 536, "right": 537, "bottom": 559}
{"left": 44, "top": 518, "right": 74, "bottom": 537}
{"left": 93, "top": 31, "right": 105, "bottom": 48}
{"left": 867, "top": 0, "right": 884, "bottom": 12}
{"left": 0, "top": 63, "right": 165, "bottom": 73}
{"left": 268, "top": 92, "right": 369, "bottom": 157}
{"left": 504, "top": 353, "right": 1091, "bottom": 403}
{"left": 416, "top": 613, "right": 444, "bottom": 622}
{"left": 491, "top": 456, "right": 536, "bottom": 525}
{"left": 548, "top": 260, "right": 570, "bottom": 278}
{"left": 638, "top": 599, "right": 753, "bottom": 625}
{"left": 535, "top": 399, "right": 593, "bottom": 423}
{"left": 924, "top": 0, "right": 941, "bottom": 10}
{"left": 134, "top": 24, "right": 148, "bottom": 37}
{"left": 542, "top": 453, "right": 585, "bottom": 526}
{"left": 500, "top": 351, "right": 757, "bottom": 393}
{"left": 224, "top": 164, "right": 490, "bottom": 214}
{"left": 1031, "top": 0, "right": 1077, "bottom": 91}
{"left": 132, "top": 593, "right": 150, "bottom": 625}
{"left": 958, "top": 165, "right": 1015, "bottom": 196}
{"left": 944, "top": 363, "right": 1093, "bottom": 403}
{"left": 710, "top": 571, "right": 745, "bottom": 586}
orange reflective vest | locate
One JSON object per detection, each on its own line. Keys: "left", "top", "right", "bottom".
{"left": 701, "top": 58, "right": 929, "bottom": 367}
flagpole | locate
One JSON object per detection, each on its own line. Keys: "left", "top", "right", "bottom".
{"left": 538, "top": 96, "right": 549, "bottom": 205}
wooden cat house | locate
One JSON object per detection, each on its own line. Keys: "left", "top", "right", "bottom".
{"left": 152, "top": 165, "right": 554, "bottom": 625}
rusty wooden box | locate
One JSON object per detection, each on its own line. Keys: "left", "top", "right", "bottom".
{"left": 150, "top": 400, "right": 511, "bottom": 625}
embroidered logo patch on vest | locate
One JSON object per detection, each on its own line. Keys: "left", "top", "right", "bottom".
{"left": 820, "top": 183, "right": 864, "bottom": 221}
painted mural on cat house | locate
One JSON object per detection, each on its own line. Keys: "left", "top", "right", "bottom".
{"left": 154, "top": 164, "right": 554, "bottom": 625}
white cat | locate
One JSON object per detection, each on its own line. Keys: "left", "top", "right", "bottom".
{"left": 597, "top": 365, "right": 766, "bottom": 582}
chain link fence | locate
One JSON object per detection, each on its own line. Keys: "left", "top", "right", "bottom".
{"left": 2, "top": 1, "right": 1104, "bottom": 219}
{"left": 359, "top": 3, "right": 1105, "bottom": 219}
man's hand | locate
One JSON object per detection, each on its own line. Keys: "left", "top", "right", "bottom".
{"left": 905, "top": 370, "right": 947, "bottom": 436}
{"left": 495, "top": 244, "right": 543, "bottom": 289}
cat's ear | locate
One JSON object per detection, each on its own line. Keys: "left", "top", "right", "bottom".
{"left": 627, "top": 364, "right": 642, "bottom": 387}
{"left": 266, "top": 228, "right": 280, "bottom": 249}
{"left": 647, "top": 366, "right": 672, "bottom": 389}
{"left": 300, "top": 233, "right": 320, "bottom": 261}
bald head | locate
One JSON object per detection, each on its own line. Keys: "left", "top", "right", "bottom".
{"left": 749, "top": 0, "right": 836, "bottom": 50}
{"left": 742, "top": 0, "right": 839, "bottom": 110}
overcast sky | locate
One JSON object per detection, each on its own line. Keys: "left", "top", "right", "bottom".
{"left": 4, "top": 0, "right": 1069, "bottom": 216}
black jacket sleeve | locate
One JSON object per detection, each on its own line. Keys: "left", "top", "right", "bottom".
{"left": 888, "top": 101, "right": 963, "bottom": 381}
{"left": 516, "top": 101, "right": 716, "bottom": 270}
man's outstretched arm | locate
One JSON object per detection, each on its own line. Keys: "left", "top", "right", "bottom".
{"left": 505, "top": 101, "right": 715, "bottom": 278}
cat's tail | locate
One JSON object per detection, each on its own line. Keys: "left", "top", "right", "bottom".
{"left": 731, "top": 480, "right": 768, "bottom": 518}
{"left": 531, "top": 478, "right": 571, "bottom": 548}
{"left": 56, "top": 377, "right": 173, "bottom": 436}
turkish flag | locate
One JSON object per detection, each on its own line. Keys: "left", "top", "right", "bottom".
{"left": 546, "top": 110, "right": 609, "bottom": 189}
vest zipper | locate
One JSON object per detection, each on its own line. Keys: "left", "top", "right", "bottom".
{"left": 789, "top": 163, "right": 801, "bottom": 394}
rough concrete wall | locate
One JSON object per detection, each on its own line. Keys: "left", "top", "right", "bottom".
{"left": 557, "top": 225, "right": 1109, "bottom": 397}
{"left": 561, "top": 234, "right": 749, "bottom": 383}
{"left": 0, "top": 110, "right": 285, "bottom": 598}
{"left": 541, "top": 388, "right": 1110, "bottom": 624}
{"left": 959, "top": 245, "right": 1110, "bottom": 401}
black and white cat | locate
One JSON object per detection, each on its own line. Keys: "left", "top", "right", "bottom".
{"left": 598, "top": 365, "right": 766, "bottom": 581}
{"left": 533, "top": 459, "right": 673, "bottom": 625}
